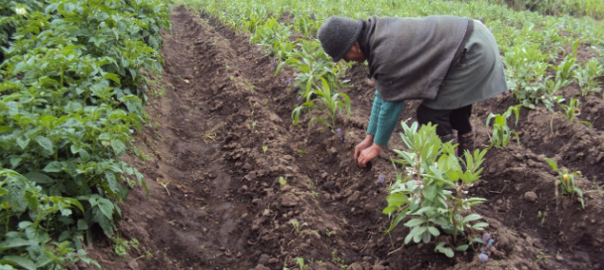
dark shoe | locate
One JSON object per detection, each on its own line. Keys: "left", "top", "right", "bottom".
{"left": 458, "top": 129, "right": 476, "bottom": 157}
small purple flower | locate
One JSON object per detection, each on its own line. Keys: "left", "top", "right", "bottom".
{"left": 336, "top": 128, "right": 344, "bottom": 142}
{"left": 378, "top": 175, "right": 385, "bottom": 185}
{"left": 478, "top": 253, "right": 488, "bottom": 263}
{"left": 297, "top": 95, "right": 302, "bottom": 103}
{"left": 482, "top": 233, "right": 491, "bottom": 243}
{"left": 486, "top": 239, "right": 495, "bottom": 249}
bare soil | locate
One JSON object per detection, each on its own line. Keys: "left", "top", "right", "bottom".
{"left": 70, "top": 6, "right": 604, "bottom": 270}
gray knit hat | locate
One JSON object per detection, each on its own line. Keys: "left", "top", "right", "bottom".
{"left": 318, "top": 16, "right": 363, "bottom": 62}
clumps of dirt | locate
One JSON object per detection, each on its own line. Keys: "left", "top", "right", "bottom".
{"left": 76, "top": 6, "right": 604, "bottom": 270}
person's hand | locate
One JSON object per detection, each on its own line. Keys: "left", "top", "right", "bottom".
{"left": 357, "top": 144, "right": 383, "bottom": 168}
{"left": 354, "top": 135, "right": 374, "bottom": 160}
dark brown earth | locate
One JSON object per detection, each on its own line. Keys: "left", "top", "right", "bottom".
{"left": 70, "top": 6, "right": 604, "bottom": 270}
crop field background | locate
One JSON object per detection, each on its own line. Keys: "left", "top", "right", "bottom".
{"left": 1, "top": 0, "right": 603, "bottom": 269}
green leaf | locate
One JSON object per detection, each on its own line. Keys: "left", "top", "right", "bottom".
{"left": 0, "top": 238, "right": 36, "bottom": 249}
{"left": 10, "top": 157, "right": 22, "bottom": 169}
{"left": 97, "top": 198, "right": 114, "bottom": 220}
{"left": 422, "top": 184, "right": 437, "bottom": 200}
{"left": 404, "top": 217, "right": 427, "bottom": 227}
{"left": 23, "top": 193, "right": 39, "bottom": 211}
{"left": 77, "top": 219, "right": 89, "bottom": 230}
{"left": 382, "top": 205, "right": 398, "bottom": 214}
{"left": 24, "top": 172, "right": 55, "bottom": 184}
{"left": 386, "top": 208, "right": 408, "bottom": 233}
{"left": 43, "top": 161, "right": 63, "bottom": 173}
{"left": 434, "top": 242, "right": 454, "bottom": 258}
{"left": 0, "top": 256, "right": 36, "bottom": 270}
{"left": 35, "top": 136, "right": 54, "bottom": 152}
{"left": 16, "top": 137, "right": 30, "bottom": 150}
{"left": 456, "top": 244, "right": 469, "bottom": 252}
{"left": 79, "top": 149, "right": 90, "bottom": 161}
{"left": 0, "top": 126, "right": 15, "bottom": 133}
{"left": 546, "top": 158, "right": 558, "bottom": 171}
{"left": 427, "top": 226, "right": 440, "bottom": 236}
{"left": 105, "top": 171, "right": 118, "bottom": 194}
{"left": 386, "top": 193, "right": 408, "bottom": 207}
{"left": 111, "top": 139, "right": 126, "bottom": 157}
{"left": 461, "top": 214, "right": 482, "bottom": 224}
{"left": 472, "top": 222, "right": 489, "bottom": 230}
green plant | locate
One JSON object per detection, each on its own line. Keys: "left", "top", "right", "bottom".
{"left": 279, "top": 176, "right": 287, "bottom": 186}
{"left": 112, "top": 236, "right": 140, "bottom": 257}
{"left": 290, "top": 219, "right": 307, "bottom": 235}
{"left": 503, "top": 44, "right": 550, "bottom": 109}
{"left": 330, "top": 250, "right": 348, "bottom": 269}
{"left": 296, "top": 257, "right": 309, "bottom": 269}
{"left": 0, "top": 0, "right": 170, "bottom": 266}
{"left": 550, "top": 98, "right": 592, "bottom": 132}
{"left": 546, "top": 159, "right": 585, "bottom": 208}
{"left": 486, "top": 105, "right": 521, "bottom": 149}
{"left": 573, "top": 59, "right": 604, "bottom": 96}
{"left": 291, "top": 77, "right": 351, "bottom": 131}
{"left": 250, "top": 17, "right": 291, "bottom": 57}
{"left": 0, "top": 169, "right": 99, "bottom": 269}
{"left": 551, "top": 51, "right": 579, "bottom": 89}
{"left": 293, "top": 14, "right": 321, "bottom": 38}
{"left": 384, "top": 122, "right": 488, "bottom": 257}
{"left": 262, "top": 145, "right": 268, "bottom": 153}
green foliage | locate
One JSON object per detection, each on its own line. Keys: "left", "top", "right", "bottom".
{"left": 0, "top": 170, "right": 100, "bottom": 269}
{"left": 503, "top": 44, "right": 550, "bottom": 109}
{"left": 545, "top": 159, "right": 585, "bottom": 208}
{"left": 292, "top": 14, "right": 321, "bottom": 38}
{"left": 486, "top": 105, "right": 521, "bottom": 149}
{"left": 550, "top": 97, "right": 592, "bottom": 132}
{"left": 296, "top": 257, "right": 309, "bottom": 269}
{"left": 384, "top": 122, "right": 488, "bottom": 257}
{"left": 0, "top": 0, "right": 171, "bottom": 267}
{"left": 292, "top": 77, "right": 351, "bottom": 131}
{"left": 250, "top": 17, "right": 291, "bottom": 57}
{"left": 573, "top": 59, "right": 604, "bottom": 96}
{"left": 112, "top": 236, "right": 140, "bottom": 257}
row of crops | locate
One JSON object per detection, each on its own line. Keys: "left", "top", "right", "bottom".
{"left": 0, "top": 0, "right": 171, "bottom": 268}
{"left": 179, "top": 0, "right": 603, "bottom": 260}
{"left": 185, "top": 0, "right": 604, "bottom": 128}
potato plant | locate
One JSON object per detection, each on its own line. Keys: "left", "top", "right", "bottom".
{"left": 384, "top": 122, "right": 488, "bottom": 257}
{"left": 0, "top": 0, "right": 171, "bottom": 267}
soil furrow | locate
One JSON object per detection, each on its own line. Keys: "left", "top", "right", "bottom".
{"left": 86, "top": 7, "right": 604, "bottom": 270}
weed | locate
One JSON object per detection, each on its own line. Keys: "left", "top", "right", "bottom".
{"left": 290, "top": 220, "right": 307, "bottom": 235}
{"left": 331, "top": 250, "right": 348, "bottom": 269}
{"left": 279, "top": 176, "right": 287, "bottom": 186}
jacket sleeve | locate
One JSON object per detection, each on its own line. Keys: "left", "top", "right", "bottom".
{"left": 367, "top": 90, "right": 404, "bottom": 146}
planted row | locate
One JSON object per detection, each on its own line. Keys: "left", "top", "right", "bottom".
{"left": 0, "top": 0, "right": 171, "bottom": 268}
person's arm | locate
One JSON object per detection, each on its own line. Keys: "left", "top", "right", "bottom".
{"left": 366, "top": 90, "right": 382, "bottom": 136}
{"left": 373, "top": 93, "right": 405, "bottom": 146}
